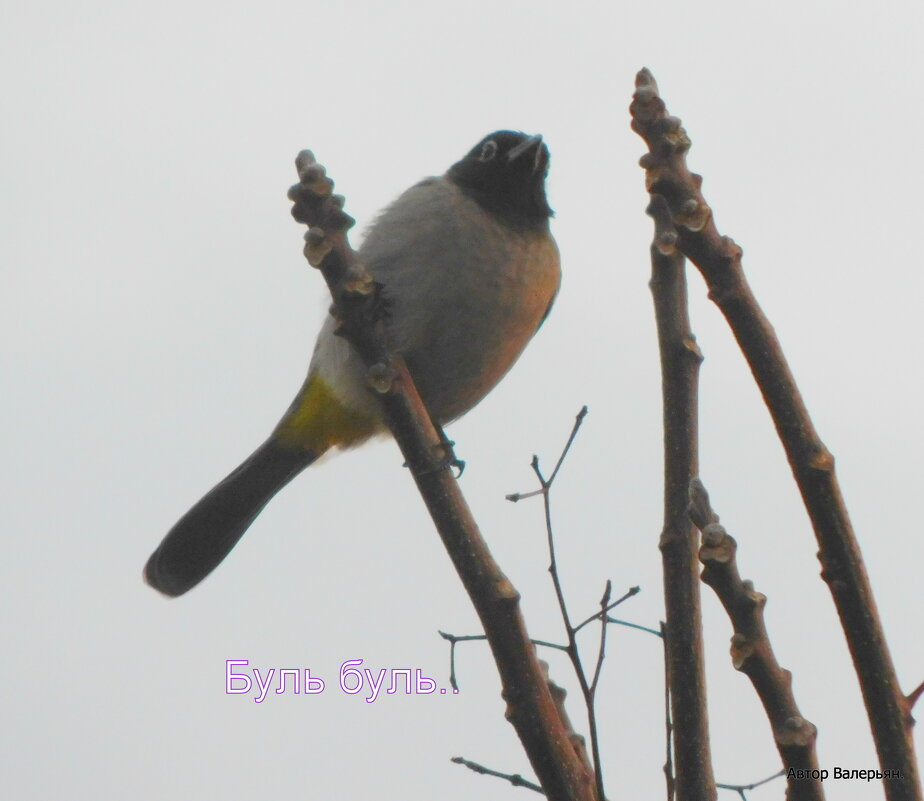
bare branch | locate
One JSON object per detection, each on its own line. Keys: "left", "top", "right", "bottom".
{"left": 438, "top": 631, "right": 594, "bottom": 796}
{"left": 607, "top": 617, "right": 664, "bottom": 639}
{"left": 289, "top": 153, "right": 595, "bottom": 801}
{"left": 645, "top": 160, "right": 715, "bottom": 799}
{"left": 589, "top": 581, "right": 612, "bottom": 696}
{"left": 661, "top": 621, "right": 675, "bottom": 801}
{"left": 546, "top": 669, "right": 595, "bottom": 785}
{"left": 451, "top": 757, "right": 545, "bottom": 794}
{"left": 548, "top": 406, "right": 589, "bottom": 486}
{"left": 908, "top": 680, "right": 924, "bottom": 711}
{"left": 508, "top": 408, "right": 606, "bottom": 801}
{"left": 574, "top": 586, "right": 640, "bottom": 633}
{"left": 690, "top": 480, "right": 824, "bottom": 801}
{"left": 630, "top": 69, "right": 921, "bottom": 800}
{"left": 531, "top": 639, "right": 571, "bottom": 653}
{"left": 716, "top": 768, "right": 786, "bottom": 800}
{"left": 437, "top": 631, "right": 488, "bottom": 691}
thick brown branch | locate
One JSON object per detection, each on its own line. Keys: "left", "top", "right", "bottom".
{"left": 289, "top": 152, "right": 595, "bottom": 801}
{"left": 648, "top": 187, "right": 715, "bottom": 800}
{"left": 689, "top": 480, "right": 824, "bottom": 801}
{"left": 630, "top": 69, "right": 920, "bottom": 801}
{"left": 547, "top": 669, "right": 595, "bottom": 784}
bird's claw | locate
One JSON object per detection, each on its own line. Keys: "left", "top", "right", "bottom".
{"left": 403, "top": 435, "right": 465, "bottom": 478}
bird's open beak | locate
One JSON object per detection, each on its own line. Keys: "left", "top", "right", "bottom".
{"left": 506, "top": 133, "right": 544, "bottom": 167}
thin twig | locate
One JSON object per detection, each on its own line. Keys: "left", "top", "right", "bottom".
{"left": 539, "top": 412, "right": 606, "bottom": 801}
{"left": 690, "top": 480, "right": 824, "bottom": 801}
{"left": 547, "top": 406, "right": 588, "bottom": 485}
{"left": 438, "top": 631, "right": 487, "bottom": 691}
{"left": 661, "top": 621, "right": 675, "bottom": 801}
{"left": 438, "top": 630, "right": 569, "bottom": 675}
{"left": 451, "top": 757, "right": 544, "bottom": 794}
{"left": 289, "top": 153, "right": 595, "bottom": 801}
{"left": 716, "top": 768, "right": 786, "bottom": 800}
{"left": 440, "top": 599, "right": 648, "bottom": 678}
{"left": 574, "top": 586, "right": 640, "bottom": 633}
{"left": 907, "top": 679, "right": 924, "bottom": 711}
{"left": 440, "top": 633, "right": 590, "bottom": 789}
{"left": 630, "top": 68, "right": 920, "bottom": 800}
{"left": 607, "top": 618, "right": 664, "bottom": 639}
{"left": 440, "top": 612, "right": 651, "bottom": 670}
{"left": 532, "top": 639, "right": 571, "bottom": 653}
{"left": 508, "top": 407, "right": 606, "bottom": 801}
{"left": 589, "top": 581, "right": 612, "bottom": 696}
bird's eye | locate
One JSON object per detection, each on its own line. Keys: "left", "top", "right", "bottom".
{"left": 479, "top": 140, "right": 498, "bottom": 162}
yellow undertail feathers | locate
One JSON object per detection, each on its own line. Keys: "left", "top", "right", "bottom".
{"left": 273, "top": 372, "right": 379, "bottom": 452}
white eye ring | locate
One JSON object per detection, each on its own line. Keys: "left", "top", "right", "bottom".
{"left": 479, "top": 140, "right": 498, "bottom": 162}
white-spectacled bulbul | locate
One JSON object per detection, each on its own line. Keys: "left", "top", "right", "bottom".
{"left": 144, "top": 130, "right": 561, "bottom": 596}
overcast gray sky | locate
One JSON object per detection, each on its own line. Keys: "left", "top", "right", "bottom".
{"left": 3, "top": 1, "right": 922, "bottom": 799}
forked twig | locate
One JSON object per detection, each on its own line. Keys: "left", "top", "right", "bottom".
{"left": 716, "top": 768, "right": 786, "bottom": 800}
{"left": 507, "top": 407, "right": 610, "bottom": 801}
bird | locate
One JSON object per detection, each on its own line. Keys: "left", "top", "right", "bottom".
{"left": 144, "top": 130, "right": 561, "bottom": 597}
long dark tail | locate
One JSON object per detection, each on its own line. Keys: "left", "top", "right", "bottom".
{"left": 144, "top": 438, "right": 319, "bottom": 597}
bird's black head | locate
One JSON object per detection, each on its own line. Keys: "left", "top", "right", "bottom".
{"left": 447, "top": 130, "right": 553, "bottom": 231}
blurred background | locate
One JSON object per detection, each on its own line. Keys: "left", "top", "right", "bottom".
{"left": 3, "top": 1, "right": 922, "bottom": 798}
